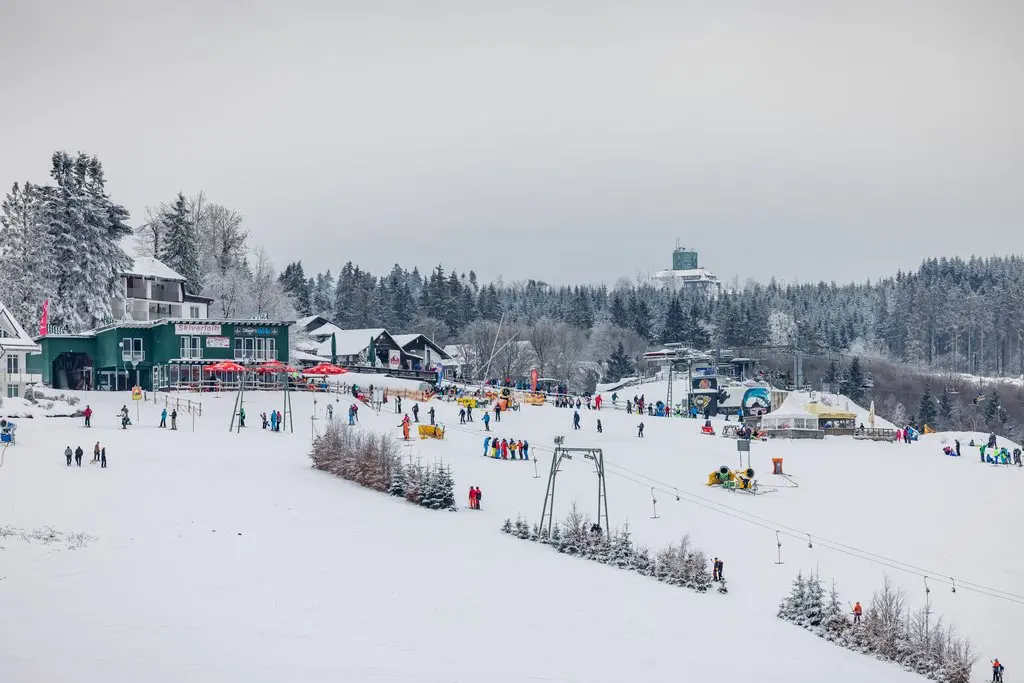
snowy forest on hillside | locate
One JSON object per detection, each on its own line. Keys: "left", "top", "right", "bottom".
{"left": 0, "top": 151, "right": 295, "bottom": 332}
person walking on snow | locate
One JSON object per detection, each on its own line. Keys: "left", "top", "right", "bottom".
{"left": 429, "top": 406, "right": 435, "bottom": 425}
{"left": 466, "top": 405, "right": 473, "bottom": 422}
{"left": 93, "top": 442, "right": 100, "bottom": 463}
{"left": 637, "top": 422, "right": 645, "bottom": 438}
{"left": 83, "top": 405, "right": 92, "bottom": 428}
{"left": 160, "top": 408, "right": 168, "bottom": 428}
{"left": 412, "top": 403, "right": 419, "bottom": 423}
{"left": 573, "top": 411, "right": 581, "bottom": 430}
{"left": 100, "top": 446, "right": 107, "bottom": 469}
{"left": 171, "top": 409, "right": 178, "bottom": 430}
{"left": 74, "top": 446, "right": 83, "bottom": 467}
{"left": 239, "top": 406, "right": 246, "bottom": 428}
{"left": 474, "top": 486, "right": 482, "bottom": 510}
{"left": 120, "top": 405, "right": 130, "bottom": 429}
{"left": 483, "top": 437, "right": 491, "bottom": 456}
{"left": 597, "top": 419, "right": 603, "bottom": 433}
{"left": 852, "top": 601, "right": 863, "bottom": 624}
{"left": 712, "top": 557, "right": 720, "bottom": 581}
{"left": 494, "top": 404, "right": 502, "bottom": 422}
{"left": 459, "top": 407, "right": 466, "bottom": 424}
{"left": 65, "top": 446, "right": 73, "bottom": 466}
{"left": 482, "top": 412, "right": 491, "bottom": 432}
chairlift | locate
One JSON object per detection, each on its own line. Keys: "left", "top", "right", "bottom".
{"left": 944, "top": 386, "right": 959, "bottom": 395}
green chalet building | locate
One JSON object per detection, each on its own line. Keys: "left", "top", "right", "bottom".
{"left": 33, "top": 257, "right": 291, "bottom": 391}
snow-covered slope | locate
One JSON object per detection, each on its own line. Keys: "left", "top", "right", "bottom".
{"left": 0, "top": 389, "right": 1017, "bottom": 682}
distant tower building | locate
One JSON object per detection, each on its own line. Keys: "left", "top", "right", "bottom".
{"left": 652, "top": 243, "right": 721, "bottom": 296}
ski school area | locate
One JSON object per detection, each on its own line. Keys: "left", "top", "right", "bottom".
{"left": 0, "top": 378, "right": 1020, "bottom": 683}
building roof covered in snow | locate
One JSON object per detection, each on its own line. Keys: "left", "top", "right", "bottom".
{"left": 125, "top": 257, "right": 186, "bottom": 282}
{"left": 0, "top": 301, "right": 40, "bottom": 352}
{"left": 314, "top": 328, "right": 399, "bottom": 359}
{"left": 306, "top": 321, "right": 349, "bottom": 341}
{"left": 392, "top": 334, "right": 452, "bottom": 360}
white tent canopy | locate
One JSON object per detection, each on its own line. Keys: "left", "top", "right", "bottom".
{"left": 761, "top": 394, "right": 818, "bottom": 431}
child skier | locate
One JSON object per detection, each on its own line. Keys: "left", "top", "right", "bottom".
{"left": 852, "top": 601, "right": 863, "bottom": 624}
{"left": 992, "top": 659, "right": 1004, "bottom": 683}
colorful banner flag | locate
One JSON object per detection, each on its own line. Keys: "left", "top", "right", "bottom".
{"left": 39, "top": 299, "right": 49, "bottom": 336}
{"left": 530, "top": 368, "right": 538, "bottom": 392}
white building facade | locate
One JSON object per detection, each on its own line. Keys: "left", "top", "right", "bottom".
{"left": 0, "top": 302, "right": 41, "bottom": 398}
{"left": 110, "top": 257, "right": 210, "bottom": 322}
{"left": 650, "top": 246, "right": 721, "bottom": 296}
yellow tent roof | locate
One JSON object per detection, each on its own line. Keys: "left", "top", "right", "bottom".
{"left": 806, "top": 402, "right": 857, "bottom": 420}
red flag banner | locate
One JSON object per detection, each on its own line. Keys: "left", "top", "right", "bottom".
{"left": 39, "top": 299, "right": 49, "bottom": 336}
{"left": 530, "top": 368, "right": 538, "bottom": 392}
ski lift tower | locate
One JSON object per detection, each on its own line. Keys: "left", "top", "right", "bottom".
{"left": 539, "top": 436, "right": 610, "bottom": 539}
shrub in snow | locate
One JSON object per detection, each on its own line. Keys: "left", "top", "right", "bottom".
{"left": 503, "top": 503, "right": 720, "bottom": 597}
{"left": 310, "top": 422, "right": 455, "bottom": 511}
{"left": 777, "top": 571, "right": 977, "bottom": 683}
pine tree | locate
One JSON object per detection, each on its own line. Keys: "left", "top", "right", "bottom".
{"left": 779, "top": 571, "right": 808, "bottom": 622}
{"left": 804, "top": 571, "right": 826, "bottom": 628}
{"left": 917, "top": 387, "right": 938, "bottom": 429}
{"left": 841, "top": 357, "right": 866, "bottom": 402}
{"left": 823, "top": 580, "right": 850, "bottom": 642}
{"left": 388, "top": 461, "right": 408, "bottom": 497}
{"left": 982, "top": 389, "right": 1000, "bottom": 426}
{"left": 279, "top": 261, "right": 312, "bottom": 315}
{"left": 609, "top": 293, "right": 630, "bottom": 329}
{"left": 938, "top": 391, "right": 953, "bottom": 430}
{"left": 158, "top": 192, "right": 203, "bottom": 293}
{"left": 0, "top": 181, "right": 53, "bottom": 329}
{"left": 629, "top": 290, "right": 652, "bottom": 340}
{"left": 604, "top": 342, "right": 635, "bottom": 382}
{"left": 661, "top": 296, "right": 686, "bottom": 344}
{"left": 823, "top": 361, "right": 841, "bottom": 386}
{"left": 608, "top": 526, "right": 635, "bottom": 570}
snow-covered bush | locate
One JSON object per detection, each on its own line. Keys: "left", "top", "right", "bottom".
{"left": 501, "top": 504, "right": 719, "bottom": 596}
{"left": 310, "top": 422, "right": 455, "bottom": 511}
{"left": 777, "top": 571, "right": 977, "bottom": 683}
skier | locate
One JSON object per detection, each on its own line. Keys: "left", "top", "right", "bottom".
{"left": 494, "top": 404, "right": 502, "bottom": 422}
{"left": 611, "top": 392, "right": 618, "bottom": 405}
{"left": 93, "top": 442, "right": 100, "bottom": 463}
{"left": 482, "top": 412, "right": 491, "bottom": 432}
{"left": 412, "top": 403, "right": 419, "bottom": 423}
{"left": 573, "top": 411, "right": 581, "bottom": 430}
{"left": 83, "top": 405, "right": 93, "bottom": 428}
{"left": 261, "top": 412, "right": 269, "bottom": 429}
{"left": 64, "top": 446, "right": 72, "bottom": 466}
{"left": 429, "top": 406, "right": 435, "bottom": 425}
{"left": 717, "top": 558, "right": 725, "bottom": 580}
{"left": 712, "top": 557, "right": 720, "bottom": 581}
{"left": 100, "top": 447, "right": 107, "bottom": 469}
{"left": 160, "top": 408, "right": 168, "bottom": 428}
{"left": 170, "top": 409, "right": 178, "bottom": 430}
{"left": 483, "top": 436, "right": 491, "bottom": 456}
{"left": 238, "top": 406, "right": 246, "bottom": 428}
{"left": 401, "top": 414, "right": 411, "bottom": 440}
{"left": 468, "top": 486, "right": 477, "bottom": 509}
{"left": 74, "top": 445, "right": 83, "bottom": 467}
{"left": 120, "top": 405, "right": 130, "bottom": 429}
{"left": 327, "top": 404, "right": 334, "bottom": 421}
{"left": 347, "top": 405, "right": 356, "bottom": 426}
{"left": 992, "top": 659, "right": 1004, "bottom": 683}
{"left": 852, "top": 601, "right": 863, "bottom": 624}
{"left": 271, "top": 410, "right": 279, "bottom": 431}
{"left": 459, "top": 407, "right": 466, "bottom": 424}
{"left": 501, "top": 439, "right": 509, "bottom": 460}
{"left": 466, "top": 405, "right": 473, "bottom": 422}
{"left": 474, "top": 486, "right": 482, "bottom": 510}
{"left": 626, "top": 400, "right": 633, "bottom": 414}
{"left": 955, "top": 439, "right": 961, "bottom": 457}
{"left": 395, "top": 396, "right": 402, "bottom": 415}
{"left": 597, "top": 419, "right": 603, "bottom": 433}
{"left": 637, "top": 422, "right": 645, "bottom": 438}
{"left": 522, "top": 440, "right": 529, "bottom": 460}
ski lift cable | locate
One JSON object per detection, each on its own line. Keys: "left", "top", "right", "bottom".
{"left": 597, "top": 465, "right": 1024, "bottom": 606}
{"left": 434, "top": 420, "right": 1024, "bottom": 604}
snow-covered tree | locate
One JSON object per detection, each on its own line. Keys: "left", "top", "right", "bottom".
{"left": 604, "top": 342, "right": 634, "bottom": 383}
{"left": 158, "top": 192, "right": 203, "bottom": 293}
{"left": 0, "top": 181, "right": 53, "bottom": 329}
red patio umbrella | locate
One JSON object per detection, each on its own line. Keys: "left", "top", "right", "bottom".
{"left": 205, "top": 361, "right": 248, "bottom": 373}
{"left": 305, "top": 362, "right": 348, "bottom": 376}
{"left": 255, "top": 360, "right": 297, "bottom": 373}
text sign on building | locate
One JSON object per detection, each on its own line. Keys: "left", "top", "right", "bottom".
{"left": 206, "top": 336, "right": 230, "bottom": 348}
{"left": 235, "top": 327, "right": 279, "bottom": 336}
{"left": 175, "top": 323, "right": 222, "bottom": 336}
{"left": 388, "top": 350, "right": 401, "bottom": 369}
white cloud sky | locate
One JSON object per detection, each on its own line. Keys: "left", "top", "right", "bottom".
{"left": 1, "top": 0, "right": 1020, "bottom": 285}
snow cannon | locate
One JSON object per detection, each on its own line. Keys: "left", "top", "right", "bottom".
{"left": 707, "top": 465, "right": 733, "bottom": 487}
{"left": 418, "top": 424, "right": 445, "bottom": 440}
{"left": 707, "top": 465, "right": 758, "bottom": 493}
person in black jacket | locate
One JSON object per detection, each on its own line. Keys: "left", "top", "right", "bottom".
{"left": 74, "top": 446, "right": 84, "bottom": 467}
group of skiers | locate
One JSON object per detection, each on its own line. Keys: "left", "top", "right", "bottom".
{"left": 64, "top": 442, "right": 106, "bottom": 468}
{"left": 467, "top": 486, "right": 483, "bottom": 509}
{"left": 260, "top": 410, "right": 286, "bottom": 431}
{"left": 158, "top": 407, "right": 179, "bottom": 430}
{"left": 483, "top": 436, "right": 530, "bottom": 460}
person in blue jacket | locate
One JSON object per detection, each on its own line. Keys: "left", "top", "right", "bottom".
{"left": 483, "top": 436, "right": 491, "bottom": 456}
{"left": 522, "top": 440, "right": 529, "bottom": 460}
{"left": 482, "top": 412, "right": 491, "bottom": 432}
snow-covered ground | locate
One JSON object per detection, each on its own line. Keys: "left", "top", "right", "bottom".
{"left": 0, "top": 388, "right": 1018, "bottom": 682}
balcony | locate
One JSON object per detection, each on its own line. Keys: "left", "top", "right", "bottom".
{"left": 121, "top": 350, "right": 145, "bottom": 363}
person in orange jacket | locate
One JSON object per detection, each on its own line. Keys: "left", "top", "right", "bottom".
{"left": 992, "top": 659, "right": 1003, "bottom": 682}
{"left": 401, "top": 414, "right": 411, "bottom": 440}
{"left": 852, "top": 601, "right": 863, "bottom": 624}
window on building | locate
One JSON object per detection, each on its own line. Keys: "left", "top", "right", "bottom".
{"left": 6, "top": 354, "right": 18, "bottom": 374}
{"left": 189, "top": 305, "right": 201, "bottom": 318}
{"left": 180, "top": 336, "right": 201, "bottom": 359}
{"left": 122, "top": 338, "right": 144, "bottom": 362}
{"left": 234, "top": 337, "right": 256, "bottom": 360}
{"left": 6, "top": 385, "right": 17, "bottom": 398}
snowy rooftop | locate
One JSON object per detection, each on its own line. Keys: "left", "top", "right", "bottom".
{"left": 651, "top": 267, "right": 720, "bottom": 282}
{"left": 314, "top": 328, "right": 390, "bottom": 358}
{"left": 125, "top": 256, "right": 186, "bottom": 282}
{"left": 0, "top": 301, "right": 39, "bottom": 351}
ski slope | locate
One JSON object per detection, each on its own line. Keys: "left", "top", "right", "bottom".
{"left": 0, "top": 388, "right": 1017, "bottom": 682}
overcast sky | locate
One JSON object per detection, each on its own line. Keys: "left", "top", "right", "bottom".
{"left": 1, "top": 0, "right": 1021, "bottom": 287}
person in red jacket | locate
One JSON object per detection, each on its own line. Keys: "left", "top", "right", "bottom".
{"left": 83, "top": 405, "right": 93, "bottom": 428}
{"left": 501, "top": 439, "right": 509, "bottom": 459}
{"left": 468, "top": 486, "right": 478, "bottom": 509}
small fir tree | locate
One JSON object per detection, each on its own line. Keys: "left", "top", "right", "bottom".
{"left": 388, "top": 462, "right": 408, "bottom": 497}
{"left": 917, "top": 387, "right": 938, "bottom": 430}
{"left": 938, "top": 391, "right": 953, "bottom": 430}
{"left": 604, "top": 342, "right": 635, "bottom": 383}
{"left": 804, "top": 571, "right": 826, "bottom": 628}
